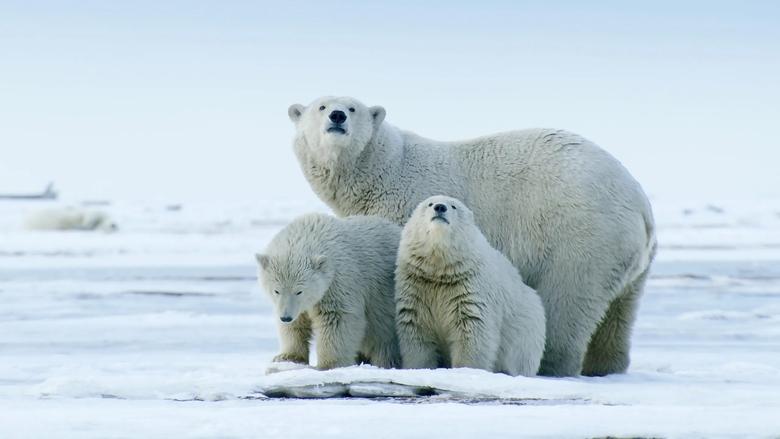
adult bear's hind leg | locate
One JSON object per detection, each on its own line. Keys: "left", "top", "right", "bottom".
{"left": 535, "top": 263, "right": 613, "bottom": 377}
{"left": 581, "top": 266, "right": 649, "bottom": 376}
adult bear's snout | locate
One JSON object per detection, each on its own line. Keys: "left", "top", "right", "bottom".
{"left": 329, "top": 110, "right": 347, "bottom": 124}
{"left": 433, "top": 204, "right": 448, "bottom": 214}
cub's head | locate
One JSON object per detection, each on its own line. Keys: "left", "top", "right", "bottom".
{"left": 255, "top": 253, "right": 333, "bottom": 324}
{"left": 288, "top": 96, "right": 385, "bottom": 164}
{"left": 402, "top": 195, "right": 477, "bottom": 252}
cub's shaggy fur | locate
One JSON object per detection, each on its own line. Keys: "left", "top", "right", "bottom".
{"left": 256, "top": 213, "right": 401, "bottom": 369}
{"left": 395, "top": 196, "right": 546, "bottom": 376}
{"left": 289, "top": 96, "right": 656, "bottom": 376}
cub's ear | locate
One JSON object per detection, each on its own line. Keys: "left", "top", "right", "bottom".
{"left": 369, "top": 105, "right": 386, "bottom": 127}
{"left": 288, "top": 104, "right": 305, "bottom": 123}
{"left": 255, "top": 253, "right": 270, "bottom": 269}
{"left": 311, "top": 254, "right": 327, "bottom": 271}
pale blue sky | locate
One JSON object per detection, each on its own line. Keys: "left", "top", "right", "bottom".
{"left": 1, "top": 1, "right": 778, "bottom": 202}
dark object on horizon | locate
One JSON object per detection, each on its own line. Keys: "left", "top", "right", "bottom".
{"left": 0, "top": 182, "right": 58, "bottom": 200}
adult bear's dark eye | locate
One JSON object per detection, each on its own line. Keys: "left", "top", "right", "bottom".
{"left": 319, "top": 105, "right": 325, "bottom": 111}
{"left": 348, "top": 107, "right": 355, "bottom": 113}
{"left": 274, "top": 290, "right": 280, "bottom": 295}
{"left": 296, "top": 291, "right": 303, "bottom": 296}
{"left": 428, "top": 203, "right": 433, "bottom": 207}
{"left": 451, "top": 205, "right": 457, "bottom": 210}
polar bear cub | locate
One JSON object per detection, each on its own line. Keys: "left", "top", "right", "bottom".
{"left": 256, "top": 213, "right": 401, "bottom": 370}
{"left": 395, "top": 196, "right": 546, "bottom": 376}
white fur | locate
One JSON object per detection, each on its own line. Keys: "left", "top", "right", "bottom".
{"left": 289, "top": 96, "right": 657, "bottom": 376}
{"left": 256, "top": 213, "right": 401, "bottom": 370}
{"left": 396, "top": 196, "right": 546, "bottom": 376}
{"left": 25, "top": 207, "right": 118, "bottom": 232}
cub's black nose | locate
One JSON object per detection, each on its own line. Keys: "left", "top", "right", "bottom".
{"left": 280, "top": 316, "right": 293, "bottom": 323}
{"left": 433, "top": 203, "right": 447, "bottom": 214}
{"left": 329, "top": 110, "right": 347, "bottom": 124}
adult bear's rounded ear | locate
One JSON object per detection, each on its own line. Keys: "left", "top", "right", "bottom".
{"left": 288, "top": 104, "right": 305, "bottom": 123}
{"left": 369, "top": 106, "right": 386, "bottom": 127}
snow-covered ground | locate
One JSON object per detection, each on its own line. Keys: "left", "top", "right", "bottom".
{"left": 1, "top": 197, "right": 779, "bottom": 438}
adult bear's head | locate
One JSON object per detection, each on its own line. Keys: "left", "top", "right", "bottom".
{"left": 288, "top": 96, "right": 386, "bottom": 165}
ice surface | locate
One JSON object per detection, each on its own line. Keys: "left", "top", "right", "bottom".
{"left": 1, "top": 198, "right": 779, "bottom": 438}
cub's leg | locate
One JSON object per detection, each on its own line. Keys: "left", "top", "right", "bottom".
{"left": 362, "top": 306, "right": 402, "bottom": 368}
{"left": 448, "top": 293, "right": 498, "bottom": 371}
{"left": 396, "top": 290, "right": 438, "bottom": 369}
{"left": 496, "top": 319, "right": 544, "bottom": 377}
{"left": 370, "top": 338, "right": 402, "bottom": 369}
{"left": 315, "top": 310, "right": 366, "bottom": 370}
{"left": 273, "top": 313, "right": 312, "bottom": 364}
{"left": 449, "top": 320, "right": 499, "bottom": 371}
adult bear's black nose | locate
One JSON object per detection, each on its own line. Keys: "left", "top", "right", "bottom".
{"left": 329, "top": 110, "right": 347, "bottom": 124}
{"left": 433, "top": 203, "right": 447, "bottom": 214}
{"left": 280, "top": 316, "right": 293, "bottom": 323}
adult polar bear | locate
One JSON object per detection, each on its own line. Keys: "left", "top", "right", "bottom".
{"left": 288, "top": 96, "right": 656, "bottom": 377}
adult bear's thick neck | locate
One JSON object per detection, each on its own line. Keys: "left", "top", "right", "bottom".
{"left": 294, "top": 122, "right": 409, "bottom": 222}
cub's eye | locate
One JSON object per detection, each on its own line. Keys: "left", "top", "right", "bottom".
{"left": 296, "top": 291, "right": 303, "bottom": 296}
{"left": 319, "top": 105, "right": 326, "bottom": 111}
{"left": 274, "top": 290, "right": 280, "bottom": 295}
{"left": 428, "top": 203, "right": 433, "bottom": 207}
{"left": 348, "top": 107, "right": 355, "bottom": 113}
{"left": 451, "top": 205, "right": 457, "bottom": 210}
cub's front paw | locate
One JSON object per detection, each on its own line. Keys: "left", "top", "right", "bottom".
{"left": 272, "top": 353, "right": 308, "bottom": 364}
{"left": 266, "top": 359, "right": 312, "bottom": 375}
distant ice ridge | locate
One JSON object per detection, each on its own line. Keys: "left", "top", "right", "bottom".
{"left": 0, "top": 196, "right": 778, "bottom": 270}
{"left": 0, "top": 198, "right": 329, "bottom": 235}
{"left": 653, "top": 197, "right": 780, "bottom": 261}
{"left": 0, "top": 198, "right": 330, "bottom": 269}
{"left": 25, "top": 207, "right": 117, "bottom": 232}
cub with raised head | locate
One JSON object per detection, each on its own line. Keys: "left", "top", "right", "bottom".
{"left": 395, "top": 195, "right": 546, "bottom": 376}
{"left": 256, "top": 213, "right": 401, "bottom": 369}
